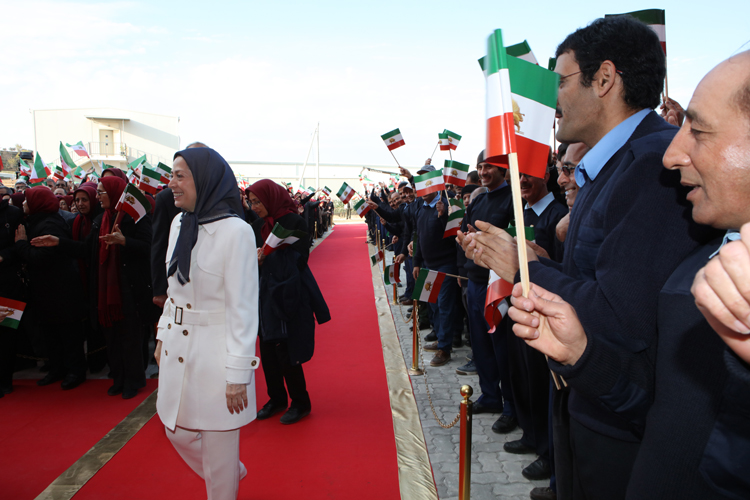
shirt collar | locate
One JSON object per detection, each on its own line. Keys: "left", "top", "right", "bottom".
{"left": 490, "top": 181, "right": 508, "bottom": 192}
{"left": 524, "top": 191, "right": 555, "bottom": 217}
{"left": 575, "top": 108, "right": 651, "bottom": 187}
{"left": 424, "top": 194, "right": 441, "bottom": 208}
{"left": 708, "top": 230, "right": 741, "bottom": 259}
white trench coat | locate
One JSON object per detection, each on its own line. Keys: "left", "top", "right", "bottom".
{"left": 156, "top": 215, "right": 260, "bottom": 431}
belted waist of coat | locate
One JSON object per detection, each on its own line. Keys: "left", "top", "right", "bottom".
{"left": 165, "top": 302, "right": 225, "bottom": 326}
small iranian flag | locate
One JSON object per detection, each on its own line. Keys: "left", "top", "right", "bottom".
{"left": 485, "top": 271, "right": 513, "bottom": 333}
{"left": 384, "top": 263, "right": 401, "bottom": 284}
{"left": 59, "top": 142, "right": 77, "bottom": 177}
{"left": 414, "top": 169, "right": 445, "bottom": 198}
{"left": 443, "top": 160, "right": 470, "bottom": 187}
{"left": 307, "top": 186, "right": 316, "bottom": 195}
{"left": 370, "top": 250, "right": 384, "bottom": 266}
{"left": 381, "top": 128, "right": 405, "bottom": 151}
{"left": 353, "top": 198, "right": 371, "bottom": 217}
{"left": 0, "top": 297, "right": 26, "bottom": 329}
{"left": 606, "top": 9, "right": 666, "bottom": 54}
{"left": 30, "top": 154, "right": 49, "bottom": 186}
{"left": 126, "top": 168, "right": 139, "bottom": 185}
{"left": 65, "top": 141, "right": 90, "bottom": 158}
{"left": 337, "top": 182, "right": 356, "bottom": 204}
{"left": 71, "top": 166, "right": 86, "bottom": 181}
{"left": 412, "top": 268, "right": 445, "bottom": 303}
{"left": 18, "top": 160, "right": 31, "bottom": 176}
{"left": 322, "top": 186, "right": 332, "bottom": 196}
{"left": 506, "top": 222, "right": 535, "bottom": 241}
{"left": 484, "top": 29, "right": 517, "bottom": 164}
{"left": 505, "top": 40, "right": 538, "bottom": 65}
{"left": 262, "top": 223, "right": 308, "bottom": 256}
{"left": 115, "top": 183, "right": 152, "bottom": 223}
{"left": 87, "top": 170, "right": 100, "bottom": 181}
{"left": 139, "top": 165, "right": 161, "bottom": 194}
{"left": 128, "top": 155, "right": 146, "bottom": 171}
{"left": 438, "top": 133, "right": 451, "bottom": 151}
{"left": 155, "top": 162, "right": 172, "bottom": 183}
{"left": 443, "top": 199, "right": 465, "bottom": 238}
{"left": 52, "top": 165, "right": 66, "bottom": 181}
{"left": 443, "top": 129, "right": 462, "bottom": 150}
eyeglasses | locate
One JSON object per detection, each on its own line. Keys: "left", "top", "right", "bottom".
{"left": 556, "top": 165, "right": 575, "bottom": 176}
{"left": 559, "top": 70, "right": 581, "bottom": 84}
{"left": 96, "top": 190, "right": 108, "bottom": 196}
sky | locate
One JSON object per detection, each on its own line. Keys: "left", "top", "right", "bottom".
{"left": 2, "top": 0, "right": 749, "bottom": 169}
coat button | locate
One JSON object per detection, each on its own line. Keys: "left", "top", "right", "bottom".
{"left": 182, "top": 330, "right": 188, "bottom": 336}
{"left": 170, "top": 298, "right": 174, "bottom": 303}
{"left": 167, "top": 324, "right": 171, "bottom": 329}
{"left": 165, "top": 350, "right": 168, "bottom": 356}
{"left": 251, "top": 360, "right": 257, "bottom": 367}
{"left": 186, "top": 303, "right": 192, "bottom": 309}
{"left": 178, "top": 357, "right": 184, "bottom": 363}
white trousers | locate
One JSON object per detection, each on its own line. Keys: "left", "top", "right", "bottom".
{"left": 165, "top": 426, "right": 247, "bottom": 500}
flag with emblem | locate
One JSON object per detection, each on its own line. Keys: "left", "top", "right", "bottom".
{"left": 126, "top": 168, "right": 139, "bottom": 184}
{"left": 443, "top": 160, "right": 470, "bottom": 187}
{"left": 0, "top": 297, "right": 26, "bottom": 329}
{"left": 443, "top": 129, "right": 462, "bottom": 150}
{"left": 138, "top": 165, "right": 161, "bottom": 194}
{"left": 381, "top": 128, "right": 405, "bottom": 151}
{"left": 115, "top": 183, "right": 151, "bottom": 223}
{"left": 322, "top": 186, "right": 332, "bottom": 196}
{"left": 485, "top": 271, "right": 513, "bottom": 333}
{"left": 384, "top": 263, "right": 401, "bottom": 284}
{"left": 59, "top": 142, "right": 77, "bottom": 177}
{"left": 443, "top": 199, "right": 465, "bottom": 238}
{"left": 65, "top": 141, "right": 90, "bottom": 158}
{"left": 606, "top": 9, "right": 666, "bottom": 54}
{"left": 30, "top": 154, "right": 50, "bottom": 186}
{"left": 484, "top": 29, "right": 517, "bottom": 165}
{"left": 439, "top": 132, "right": 451, "bottom": 151}
{"left": 18, "top": 160, "right": 31, "bottom": 176}
{"left": 71, "top": 166, "right": 86, "bottom": 182}
{"left": 505, "top": 40, "right": 538, "bottom": 65}
{"left": 371, "top": 250, "right": 384, "bottom": 266}
{"left": 412, "top": 268, "right": 446, "bottom": 303}
{"left": 414, "top": 169, "right": 445, "bottom": 197}
{"left": 154, "top": 162, "right": 172, "bottom": 183}
{"left": 337, "top": 182, "right": 356, "bottom": 204}
{"left": 353, "top": 198, "right": 371, "bottom": 217}
{"left": 262, "top": 223, "right": 308, "bottom": 256}
{"left": 52, "top": 165, "right": 66, "bottom": 181}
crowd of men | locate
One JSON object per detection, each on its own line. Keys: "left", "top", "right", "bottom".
{"left": 365, "top": 15, "right": 750, "bottom": 500}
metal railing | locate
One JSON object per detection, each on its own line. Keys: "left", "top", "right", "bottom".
{"left": 87, "top": 142, "right": 128, "bottom": 157}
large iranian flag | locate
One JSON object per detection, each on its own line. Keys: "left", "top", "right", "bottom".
{"left": 505, "top": 40, "right": 538, "bottom": 65}
{"left": 353, "top": 198, "right": 371, "bottom": 217}
{"left": 443, "top": 160, "right": 470, "bottom": 187}
{"left": 337, "top": 182, "right": 356, "bottom": 204}
{"left": 381, "top": 128, "right": 405, "bottom": 151}
{"left": 139, "top": 165, "right": 161, "bottom": 194}
{"left": 606, "top": 9, "right": 666, "bottom": 54}
{"left": 443, "top": 199, "right": 465, "bottom": 238}
{"left": 115, "top": 183, "right": 152, "bottom": 223}
{"left": 262, "top": 223, "right": 308, "bottom": 256}
{"left": 59, "top": 142, "right": 77, "bottom": 177}
{"left": 412, "top": 268, "right": 445, "bottom": 303}
{"left": 30, "top": 154, "right": 50, "bottom": 186}
{"left": 484, "top": 29, "right": 517, "bottom": 164}
{"left": 444, "top": 129, "right": 462, "bottom": 150}
{"left": 414, "top": 169, "right": 445, "bottom": 198}
{"left": 485, "top": 271, "right": 513, "bottom": 333}
{"left": 66, "top": 141, "right": 89, "bottom": 157}
{"left": 0, "top": 297, "right": 26, "bottom": 329}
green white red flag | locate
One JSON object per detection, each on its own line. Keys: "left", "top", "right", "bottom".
{"left": 65, "top": 141, "right": 89, "bottom": 158}
{"left": 353, "top": 198, "right": 371, "bottom": 217}
{"left": 155, "top": 162, "right": 172, "bottom": 183}
{"left": 606, "top": 9, "right": 665, "bottom": 54}
{"left": 443, "top": 160, "right": 470, "bottom": 187}
{"left": 59, "top": 142, "right": 77, "bottom": 177}
{"left": 381, "top": 129, "right": 405, "bottom": 151}
{"left": 484, "top": 29, "right": 517, "bottom": 164}
{"left": 71, "top": 166, "right": 86, "bottom": 182}
{"left": 439, "top": 132, "right": 451, "bottom": 151}
{"left": 506, "top": 222, "right": 535, "bottom": 241}
{"left": 443, "top": 129, "right": 461, "bottom": 150}
{"left": 322, "top": 186, "right": 332, "bottom": 196}
{"left": 30, "top": 154, "right": 50, "bottom": 186}
{"left": 412, "top": 268, "right": 445, "bottom": 303}
{"left": 53, "top": 165, "right": 66, "bottom": 181}
{"left": 414, "top": 169, "right": 445, "bottom": 197}
{"left": 0, "top": 297, "right": 25, "bottom": 329}
{"left": 371, "top": 250, "right": 384, "bottom": 266}
{"left": 262, "top": 223, "right": 308, "bottom": 256}
{"left": 126, "top": 168, "right": 139, "bottom": 185}
{"left": 139, "top": 165, "right": 161, "bottom": 194}
{"left": 505, "top": 40, "right": 538, "bottom": 65}
{"left": 443, "top": 199, "right": 465, "bottom": 238}
{"left": 485, "top": 270, "right": 513, "bottom": 333}
{"left": 18, "top": 160, "right": 31, "bottom": 176}
{"left": 337, "top": 182, "right": 356, "bottom": 204}
{"left": 384, "top": 263, "right": 401, "bottom": 284}
{"left": 127, "top": 155, "right": 146, "bottom": 172}
{"left": 115, "top": 183, "right": 151, "bottom": 223}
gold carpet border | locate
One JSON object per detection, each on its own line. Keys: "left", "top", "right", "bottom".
{"left": 369, "top": 243, "right": 439, "bottom": 500}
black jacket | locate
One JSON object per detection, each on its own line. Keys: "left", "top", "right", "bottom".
{"left": 150, "top": 188, "right": 181, "bottom": 297}
{"left": 0, "top": 202, "right": 23, "bottom": 300}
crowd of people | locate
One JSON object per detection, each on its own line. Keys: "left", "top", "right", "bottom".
{"left": 364, "top": 15, "right": 750, "bottom": 500}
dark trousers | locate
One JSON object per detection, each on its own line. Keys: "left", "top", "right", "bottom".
{"left": 259, "top": 340, "right": 310, "bottom": 410}
{"left": 41, "top": 319, "right": 87, "bottom": 379}
{"left": 85, "top": 320, "right": 107, "bottom": 373}
{"left": 428, "top": 263, "right": 461, "bottom": 352}
{"left": 403, "top": 256, "right": 415, "bottom": 298}
{"left": 102, "top": 316, "right": 146, "bottom": 392}
{"left": 466, "top": 279, "right": 514, "bottom": 415}
{"left": 508, "top": 325, "right": 550, "bottom": 457}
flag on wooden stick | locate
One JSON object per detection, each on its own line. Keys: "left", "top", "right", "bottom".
{"left": 505, "top": 40, "right": 538, "bottom": 65}
{"left": 414, "top": 169, "right": 445, "bottom": 197}
{"left": 443, "top": 129, "right": 462, "bottom": 150}
{"left": 115, "top": 183, "right": 152, "bottom": 223}
{"left": 353, "top": 198, "right": 372, "bottom": 217}
{"left": 337, "top": 182, "right": 356, "bottom": 204}
{"left": 59, "top": 142, "right": 77, "bottom": 177}
{"left": 30, "top": 154, "right": 50, "bottom": 186}
{"left": 65, "top": 141, "right": 90, "bottom": 158}
{"left": 381, "top": 128, "right": 405, "bottom": 151}
{"left": 371, "top": 250, "right": 384, "bottom": 266}
{"left": 412, "top": 268, "right": 445, "bottom": 303}
{"left": 384, "top": 263, "right": 401, "bottom": 285}
{"left": 484, "top": 29, "right": 517, "bottom": 164}
{"left": 443, "top": 199, "right": 465, "bottom": 238}
{"left": 443, "top": 160, "right": 470, "bottom": 187}
{"left": 154, "top": 162, "right": 172, "bottom": 183}
{"left": 262, "top": 223, "right": 308, "bottom": 256}
{"left": 439, "top": 133, "right": 451, "bottom": 151}
{"left": 485, "top": 270, "right": 513, "bottom": 333}
{"left": 139, "top": 165, "right": 161, "bottom": 194}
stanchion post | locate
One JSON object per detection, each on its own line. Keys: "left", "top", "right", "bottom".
{"left": 408, "top": 300, "right": 423, "bottom": 376}
{"left": 392, "top": 283, "right": 398, "bottom": 305}
{"left": 458, "top": 385, "right": 473, "bottom": 500}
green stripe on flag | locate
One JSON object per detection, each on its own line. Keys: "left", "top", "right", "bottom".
{"left": 380, "top": 128, "right": 401, "bottom": 140}
{"left": 505, "top": 222, "right": 535, "bottom": 241}
{"left": 127, "top": 155, "right": 146, "bottom": 171}
{"left": 141, "top": 166, "right": 161, "bottom": 181}
{"left": 505, "top": 40, "right": 532, "bottom": 58}
{"left": 485, "top": 29, "right": 510, "bottom": 76}
{"left": 444, "top": 130, "right": 461, "bottom": 141}
{"left": 450, "top": 198, "right": 465, "bottom": 210}
{"left": 507, "top": 55, "right": 559, "bottom": 108}
{"left": 444, "top": 160, "right": 469, "bottom": 173}
{"left": 606, "top": 8, "right": 664, "bottom": 25}
{"left": 414, "top": 169, "right": 443, "bottom": 183}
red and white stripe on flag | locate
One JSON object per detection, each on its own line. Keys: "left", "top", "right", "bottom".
{"left": 485, "top": 270, "right": 513, "bottom": 333}
{"left": 485, "top": 29, "right": 517, "bottom": 166}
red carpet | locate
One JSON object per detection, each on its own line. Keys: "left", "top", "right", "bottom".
{"left": 0, "top": 378, "right": 158, "bottom": 500}
{"left": 75, "top": 222, "right": 402, "bottom": 499}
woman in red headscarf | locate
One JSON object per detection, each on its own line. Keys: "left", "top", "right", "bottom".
{"left": 31, "top": 177, "right": 156, "bottom": 399}
{"left": 246, "top": 180, "right": 329, "bottom": 425}
{"left": 14, "top": 187, "right": 87, "bottom": 389}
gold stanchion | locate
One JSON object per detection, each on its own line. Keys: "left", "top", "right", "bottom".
{"left": 392, "top": 283, "right": 398, "bottom": 305}
{"left": 458, "top": 385, "right": 473, "bottom": 500}
{"left": 408, "top": 300, "right": 423, "bottom": 376}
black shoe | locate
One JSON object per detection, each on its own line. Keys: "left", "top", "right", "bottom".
{"left": 407, "top": 307, "right": 413, "bottom": 313}
{"left": 257, "top": 400, "right": 288, "bottom": 420}
{"left": 423, "top": 341, "right": 439, "bottom": 352}
{"left": 455, "top": 360, "right": 477, "bottom": 375}
{"left": 503, "top": 439, "right": 536, "bottom": 454}
{"left": 472, "top": 401, "right": 503, "bottom": 414}
{"left": 397, "top": 283, "right": 403, "bottom": 287}
{"left": 418, "top": 321, "right": 430, "bottom": 331}
{"left": 523, "top": 457, "right": 552, "bottom": 480}
{"left": 37, "top": 372, "right": 64, "bottom": 386}
{"left": 280, "top": 406, "right": 310, "bottom": 425}
{"left": 122, "top": 387, "right": 138, "bottom": 399}
{"left": 107, "top": 385, "right": 123, "bottom": 396}
{"left": 530, "top": 486, "right": 557, "bottom": 500}
{"left": 452, "top": 337, "right": 463, "bottom": 348}
{"left": 399, "top": 296, "right": 412, "bottom": 305}
{"left": 492, "top": 414, "right": 518, "bottom": 434}
{"left": 424, "top": 331, "right": 437, "bottom": 342}
{"left": 61, "top": 374, "right": 85, "bottom": 390}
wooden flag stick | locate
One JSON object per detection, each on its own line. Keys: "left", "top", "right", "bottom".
{"left": 430, "top": 140, "right": 440, "bottom": 160}
{"left": 389, "top": 150, "right": 401, "bottom": 167}
{"left": 110, "top": 210, "right": 124, "bottom": 234}
{"left": 508, "top": 152, "right": 565, "bottom": 390}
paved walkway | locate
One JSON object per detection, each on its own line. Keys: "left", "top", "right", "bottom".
{"left": 382, "top": 248, "right": 548, "bottom": 500}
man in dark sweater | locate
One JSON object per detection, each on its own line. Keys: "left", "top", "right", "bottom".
{"left": 459, "top": 17, "right": 718, "bottom": 500}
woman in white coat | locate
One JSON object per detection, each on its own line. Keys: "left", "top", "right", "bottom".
{"left": 155, "top": 147, "right": 259, "bottom": 500}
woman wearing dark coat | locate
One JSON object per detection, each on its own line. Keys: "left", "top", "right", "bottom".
{"left": 14, "top": 187, "right": 87, "bottom": 389}
{"left": 246, "top": 180, "right": 330, "bottom": 424}
{"left": 32, "top": 177, "right": 156, "bottom": 399}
